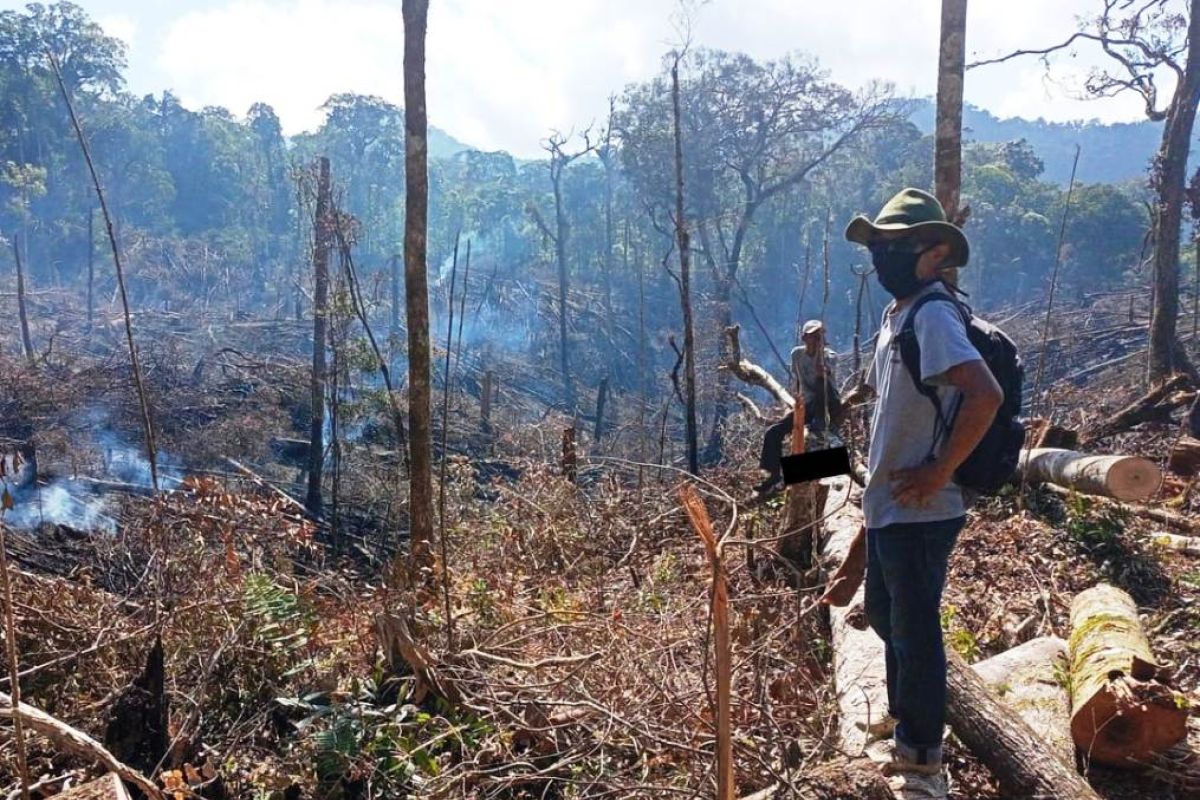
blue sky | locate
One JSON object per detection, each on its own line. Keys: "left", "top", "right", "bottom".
{"left": 2, "top": 0, "right": 1168, "bottom": 157}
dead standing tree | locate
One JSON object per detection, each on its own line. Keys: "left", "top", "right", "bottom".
{"left": 672, "top": 51, "right": 700, "bottom": 476}
{"left": 532, "top": 130, "right": 596, "bottom": 414}
{"left": 402, "top": 0, "right": 435, "bottom": 576}
{"left": 305, "top": 157, "right": 333, "bottom": 521}
{"left": 970, "top": 0, "right": 1200, "bottom": 383}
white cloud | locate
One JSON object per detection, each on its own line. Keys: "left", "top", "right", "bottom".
{"left": 97, "top": 12, "right": 137, "bottom": 51}
{"left": 152, "top": 0, "right": 1161, "bottom": 157}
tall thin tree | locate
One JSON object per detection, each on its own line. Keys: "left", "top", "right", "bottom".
{"left": 305, "top": 158, "right": 333, "bottom": 520}
{"left": 671, "top": 53, "right": 700, "bottom": 476}
{"left": 935, "top": 0, "right": 968, "bottom": 287}
{"left": 403, "top": 0, "right": 435, "bottom": 574}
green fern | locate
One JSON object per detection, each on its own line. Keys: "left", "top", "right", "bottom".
{"left": 242, "top": 573, "right": 316, "bottom": 653}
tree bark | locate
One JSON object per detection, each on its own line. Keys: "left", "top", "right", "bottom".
{"left": 11, "top": 234, "right": 33, "bottom": 365}
{"left": 305, "top": 157, "right": 332, "bottom": 520}
{"left": 779, "top": 393, "right": 826, "bottom": 570}
{"left": 1019, "top": 448, "right": 1162, "bottom": 502}
{"left": 1068, "top": 584, "right": 1188, "bottom": 767}
{"left": 403, "top": 0, "right": 435, "bottom": 573}
{"left": 86, "top": 208, "right": 95, "bottom": 332}
{"left": 390, "top": 253, "right": 401, "bottom": 335}
{"left": 946, "top": 649, "right": 1102, "bottom": 798}
{"left": 720, "top": 325, "right": 794, "bottom": 410}
{"left": 671, "top": 59, "right": 700, "bottom": 476}
{"left": 1147, "top": 0, "right": 1200, "bottom": 382}
{"left": 935, "top": 0, "right": 968, "bottom": 287}
{"left": 552, "top": 169, "right": 575, "bottom": 413}
{"left": 594, "top": 376, "right": 609, "bottom": 441}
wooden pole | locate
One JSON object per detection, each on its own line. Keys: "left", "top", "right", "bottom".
{"left": 305, "top": 157, "right": 332, "bottom": 520}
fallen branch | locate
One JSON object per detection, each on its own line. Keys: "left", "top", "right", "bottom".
{"left": 720, "top": 325, "right": 794, "bottom": 410}
{"left": 1041, "top": 482, "right": 1200, "bottom": 533}
{"left": 0, "top": 691, "right": 164, "bottom": 799}
{"left": 1081, "top": 374, "right": 1192, "bottom": 445}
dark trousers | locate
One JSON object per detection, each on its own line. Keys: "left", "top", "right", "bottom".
{"left": 757, "top": 383, "right": 840, "bottom": 479}
{"left": 863, "top": 516, "right": 965, "bottom": 765}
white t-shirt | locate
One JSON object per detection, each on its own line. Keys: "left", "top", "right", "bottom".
{"left": 864, "top": 284, "right": 982, "bottom": 529}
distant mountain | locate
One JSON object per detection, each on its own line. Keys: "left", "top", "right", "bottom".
{"left": 429, "top": 126, "right": 472, "bottom": 159}
{"left": 907, "top": 98, "right": 1169, "bottom": 185}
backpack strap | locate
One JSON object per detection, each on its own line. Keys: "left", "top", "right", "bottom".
{"left": 896, "top": 290, "right": 972, "bottom": 457}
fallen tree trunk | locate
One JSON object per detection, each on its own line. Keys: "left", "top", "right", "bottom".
{"left": 1068, "top": 584, "right": 1188, "bottom": 768}
{"left": 1082, "top": 375, "right": 1192, "bottom": 444}
{"left": 0, "top": 691, "right": 163, "bottom": 799}
{"left": 820, "top": 481, "right": 889, "bottom": 757}
{"left": 1020, "top": 448, "right": 1162, "bottom": 502}
{"left": 971, "top": 636, "right": 1074, "bottom": 766}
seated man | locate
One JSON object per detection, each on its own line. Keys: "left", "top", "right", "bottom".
{"left": 755, "top": 319, "right": 843, "bottom": 494}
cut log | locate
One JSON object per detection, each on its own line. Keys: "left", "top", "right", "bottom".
{"left": 1020, "top": 448, "right": 1162, "bottom": 502}
{"left": 1068, "top": 584, "right": 1188, "bottom": 768}
{"left": 1167, "top": 436, "right": 1200, "bottom": 476}
{"left": 972, "top": 637, "right": 1074, "bottom": 766}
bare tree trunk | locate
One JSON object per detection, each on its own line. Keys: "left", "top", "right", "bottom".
{"left": 11, "top": 235, "right": 34, "bottom": 365}
{"left": 935, "top": 0, "right": 968, "bottom": 287}
{"left": 1147, "top": 0, "right": 1200, "bottom": 382}
{"left": 86, "top": 208, "right": 95, "bottom": 332}
{"left": 552, "top": 174, "right": 575, "bottom": 413}
{"left": 390, "top": 253, "right": 401, "bottom": 335}
{"left": 403, "top": 0, "right": 435, "bottom": 574}
{"left": 671, "top": 58, "right": 700, "bottom": 476}
{"left": 305, "top": 157, "right": 332, "bottom": 520}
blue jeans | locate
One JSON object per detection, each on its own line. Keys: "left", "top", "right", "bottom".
{"left": 864, "top": 516, "right": 964, "bottom": 765}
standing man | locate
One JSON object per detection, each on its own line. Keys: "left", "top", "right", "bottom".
{"left": 822, "top": 189, "right": 1002, "bottom": 797}
{"left": 755, "top": 319, "right": 843, "bottom": 494}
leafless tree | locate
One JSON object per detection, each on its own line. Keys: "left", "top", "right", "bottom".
{"left": 305, "top": 157, "right": 332, "bottom": 521}
{"left": 402, "top": 0, "right": 435, "bottom": 575}
{"left": 936, "top": 0, "right": 969, "bottom": 287}
{"left": 971, "top": 0, "right": 1200, "bottom": 383}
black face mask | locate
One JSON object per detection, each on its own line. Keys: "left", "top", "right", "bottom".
{"left": 871, "top": 246, "right": 932, "bottom": 300}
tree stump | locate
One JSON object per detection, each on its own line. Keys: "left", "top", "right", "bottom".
{"left": 1068, "top": 584, "right": 1188, "bottom": 767}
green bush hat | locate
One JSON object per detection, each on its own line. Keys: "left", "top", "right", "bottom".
{"left": 844, "top": 188, "right": 970, "bottom": 269}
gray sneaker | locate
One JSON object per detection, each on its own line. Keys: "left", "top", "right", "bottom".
{"left": 885, "top": 769, "right": 948, "bottom": 799}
